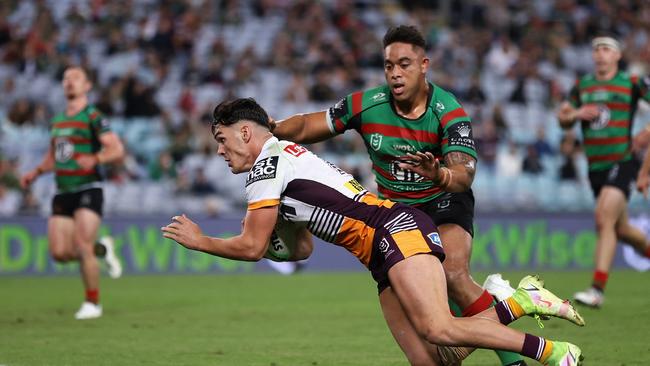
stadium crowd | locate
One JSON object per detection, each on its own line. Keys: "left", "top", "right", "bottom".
{"left": 2, "top": 0, "right": 650, "bottom": 216}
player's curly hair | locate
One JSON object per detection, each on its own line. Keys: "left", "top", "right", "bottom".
{"left": 211, "top": 98, "right": 270, "bottom": 136}
{"left": 383, "top": 25, "right": 427, "bottom": 50}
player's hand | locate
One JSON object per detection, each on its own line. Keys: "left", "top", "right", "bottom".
{"left": 162, "top": 214, "right": 203, "bottom": 250}
{"left": 77, "top": 154, "right": 98, "bottom": 170}
{"left": 268, "top": 116, "right": 277, "bottom": 132}
{"left": 397, "top": 152, "right": 439, "bottom": 181}
{"left": 637, "top": 173, "right": 650, "bottom": 199}
{"left": 20, "top": 170, "right": 39, "bottom": 189}
{"left": 575, "top": 104, "right": 600, "bottom": 121}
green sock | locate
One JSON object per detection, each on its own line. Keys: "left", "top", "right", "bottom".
{"left": 448, "top": 299, "right": 463, "bottom": 317}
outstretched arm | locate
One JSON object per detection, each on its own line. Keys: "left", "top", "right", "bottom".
{"left": 162, "top": 205, "right": 279, "bottom": 261}
{"left": 272, "top": 111, "right": 334, "bottom": 144}
{"left": 398, "top": 151, "right": 476, "bottom": 193}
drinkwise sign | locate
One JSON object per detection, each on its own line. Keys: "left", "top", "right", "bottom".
{"left": 1, "top": 214, "right": 649, "bottom": 275}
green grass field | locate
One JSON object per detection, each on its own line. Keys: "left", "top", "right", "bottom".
{"left": 1, "top": 271, "right": 648, "bottom": 366}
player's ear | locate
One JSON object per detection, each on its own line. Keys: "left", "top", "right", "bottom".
{"left": 421, "top": 55, "right": 429, "bottom": 73}
{"left": 240, "top": 124, "right": 251, "bottom": 142}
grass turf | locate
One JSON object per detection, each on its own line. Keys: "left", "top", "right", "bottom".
{"left": 0, "top": 271, "right": 648, "bottom": 365}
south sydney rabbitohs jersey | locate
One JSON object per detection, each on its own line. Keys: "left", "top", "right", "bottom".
{"left": 50, "top": 105, "right": 110, "bottom": 193}
{"left": 245, "top": 137, "right": 405, "bottom": 267}
{"left": 326, "top": 83, "right": 477, "bottom": 205}
{"left": 569, "top": 71, "right": 650, "bottom": 171}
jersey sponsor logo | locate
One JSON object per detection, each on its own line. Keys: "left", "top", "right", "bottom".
{"left": 447, "top": 122, "right": 475, "bottom": 150}
{"left": 427, "top": 232, "right": 442, "bottom": 247}
{"left": 370, "top": 133, "right": 383, "bottom": 151}
{"left": 344, "top": 179, "right": 365, "bottom": 194}
{"left": 284, "top": 143, "right": 307, "bottom": 157}
{"left": 392, "top": 144, "right": 416, "bottom": 152}
{"left": 329, "top": 97, "right": 348, "bottom": 120}
{"left": 589, "top": 104, "right": 611, "bottom": 130}
{"left": 390, "top": 160, "right": 425, "bottom": 182}
{"left": 371, "top": 92, "right": 387, "bottom": 102}
{"left": 246, "top": 156, "right": 279, "bottom": 186}
{"left": 326, "top": 161, "right": 347, "bottom": 175}
{"left": 54, "top": 137, "right": 74, "bottom": 163}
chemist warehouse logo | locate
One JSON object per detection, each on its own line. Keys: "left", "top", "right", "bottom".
{"left": 246, "top": 156, "right": 279, "bottom": 186}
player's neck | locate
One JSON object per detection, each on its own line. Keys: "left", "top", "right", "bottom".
{"left": 595, "top": 67, "right": 617, "bottom": 81}
{"left": 65, "top": 96, "right": 89, "bottom": 116}
{"left": 393, "top": 82, "right": 429, "bottom": 119}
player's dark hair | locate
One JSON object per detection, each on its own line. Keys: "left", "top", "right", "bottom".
{"left": 383, "top": 25, "right": 426, "bottom": 50}
{"left": 211, "top": 98, "right": 270, "bottom": 135}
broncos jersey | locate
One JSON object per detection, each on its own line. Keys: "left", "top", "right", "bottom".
{"left": 246, "top": 137, "right": 414, "bottom": 266}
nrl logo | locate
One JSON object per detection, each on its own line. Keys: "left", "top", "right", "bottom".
{"left": 371, "top": 92, "right": 386, "bottom": 102}
{"left": 436, "top": 102, "right": 445, "bottom": 112}
{"left": 370, "top": 133, "right": 383, "bottom": 151}
{"left": 458, "top": 124, "right": 471, "bottom": 138}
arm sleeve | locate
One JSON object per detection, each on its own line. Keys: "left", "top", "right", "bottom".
{"left": 635, "top": 75, "right": 650, "bottom": 103}
{"left": 326, "top": 92, "right": 362, "bottom": 134}
{"left": 90, "top": 109, "right": 111, "bottom": 135}
{"left": 439, "top": 99, "right": 477, "bottom": 159}
{"left": 568, "top": 81, "right": 581, "bottom": 108}
{"left": 245, "top": 155, "right": 288, "bottom": 210}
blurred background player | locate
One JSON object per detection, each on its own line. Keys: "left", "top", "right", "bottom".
{"left": 163, "top": 97, "right": 585, "bottom": 366}
{"left": 20, "top": 66, "right": 125, "bottom": 319}
{"left": 272, "top": 25, "right": 527, "bottom": 366}
{"left": 557, "top": 36, "right": 650, "bottom": 307}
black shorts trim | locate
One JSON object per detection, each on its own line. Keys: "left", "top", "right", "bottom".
{"left": 415, "top": 190, "right": 475, "bottom": 237}
{"left": 51, "top": 188, "right": 104, "bottom": 217}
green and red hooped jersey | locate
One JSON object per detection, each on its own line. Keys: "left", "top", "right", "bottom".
{"left": 326, "top": 83, "right": 477, "bottom": 205}
{"left": 50, "top": 105, "right": 110, "bottom": 193}
{"left": 569, "top": 71, "right": 650, "bottom": 171}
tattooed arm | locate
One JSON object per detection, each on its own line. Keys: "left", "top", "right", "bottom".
{"left": 441, "top": 151, "right": 476, "bottom": 192}
{"left": 397, "top": 151, "right": 476, "bottom": 193}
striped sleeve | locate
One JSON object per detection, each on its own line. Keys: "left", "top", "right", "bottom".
{"left": 634, "top": 75, "right": 650, "bottom": 103}
{"left": 89, "top": 108, "right": 111, "bottom": 135}
{"left": 326, "top": 91, "right": 363, "bottom": 134}
{"left": 568, "top": 80, "right": 581, "bottom": 108}
{"left": 439, "top": 97, "right": 477, "bottom": 158}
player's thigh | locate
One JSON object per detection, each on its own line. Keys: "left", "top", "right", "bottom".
{"left": 388, "top": 254, "right": 453, "bottom": 341}
{"left": 379, "top": 287, "right": 441, "bottom": 366}
{"left": 73, "top": 208, "right": 101, "bottom": 252}
{"left": 48, "top": 216, "right": 75, "bottom": 258}
{"left": 595, "top": 187, "right": 627, "bottom": 226}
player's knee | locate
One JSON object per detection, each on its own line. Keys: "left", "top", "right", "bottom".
{"left": 594, "top": 211, "right": 615, "bottom": 232}
{"left": 51, "top": 249, "right": 72, "bottom": 262}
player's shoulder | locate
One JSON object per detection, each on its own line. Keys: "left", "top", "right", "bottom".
{"left": 358, "top": 84, "right": 391, "bottom": 109}
{"left": 429, "top": 83, "right": 466, "bottom": 118}
{"left": 85, "top": 105, "right": 104, "bottom": 120}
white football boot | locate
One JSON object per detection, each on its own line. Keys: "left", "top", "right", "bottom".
{"left": 74, "top": 301, "right": 103, "bottom": 320}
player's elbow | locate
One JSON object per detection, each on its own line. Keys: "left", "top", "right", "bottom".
{"left": 241, "top": 239, "right": 267, "bottom": 262}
